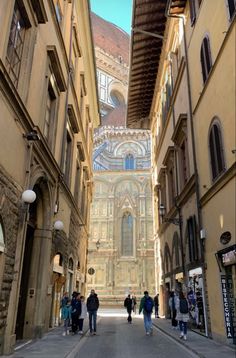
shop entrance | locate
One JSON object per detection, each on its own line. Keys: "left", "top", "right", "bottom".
{"left": 15, "top": 225, "right": 35, "bottom": 339}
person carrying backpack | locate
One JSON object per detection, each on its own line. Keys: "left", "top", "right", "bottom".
{"left": 176, "top": 291, "right": 189, "bottom": 340}
{"left": 139, "top": 291, "right": 154, "bottom": 335}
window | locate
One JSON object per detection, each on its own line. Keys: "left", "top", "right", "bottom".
{"left": 63, "top": 130, "right": 72, "bottom": 184}
{"left": 6, "top": 2, "right": 27, "bottom": 87}
{"left": 0, "top": 220, "right": 5, "bottom": 253}
{"left": 172, "top": 114, "right": 190, "bottom": 191}
{"left": 209, "top": 121, "right": 225, "bottom": 180}
{"left": 121, "top": 212, "right": 133, "bottom": 256}
{"left": 227, "top": 0, "right": 236, "bottom": 19}
{"left": 74, "top": 160, "right": 81, "bottom": 205}
{"left": 200, "top": 36, "right": 212, "bottom": 83}
{"left": 187, "top": 216, "right": 198, "bottom": 262}
{"left": 54, "top": 0, "right": 62, "bottom": 24}
{"left": 189, "top": 0, "right": 203, "bottom": 25}
{"left": 163, "top": 148, "right": 175, "bottom": 210}
{"left": 44, "top": 77, "right": 57, "bottom": 143}
{"left": 125, "top": 154, "right": 135, "bottom": 170}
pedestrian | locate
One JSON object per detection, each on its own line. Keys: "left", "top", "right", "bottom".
{"left": 71, "top": 292, "right": 81, "bottom": 334}
{"left": 176, "top": 291, "right": 189, "bottom": 340}
{"left": 124, "top": 294, "right": 133, "bottom": 323}
{"left": 169, "top": 291, "right": 178, "bottom": 329}
{"left": 61, "top": 299, "right": 72, "bottom": 336}
{"left": 60, "top": 291, "right": 69, "bottom": 308}
{"left": 132, "top": 295, "right": 137, "bottom": 314}
{"left": 87, "top": 289, "right": 99, "bottom": 335}
{"left": 154, "top": 293, "right": 159, "bottom": 318}
{"left": 78, "top": 296, "right": 87, "bottom": 334}
{"left": 139, "top": 290, "right": 154, "bottom": 336}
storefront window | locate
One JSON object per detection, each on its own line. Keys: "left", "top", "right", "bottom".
{"left": 188, "top": 267, "right": 206, "bottom": 334}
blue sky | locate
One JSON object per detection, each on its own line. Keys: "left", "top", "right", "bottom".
{"left": 90, "top": 0, "right": 133, "bottom": 34}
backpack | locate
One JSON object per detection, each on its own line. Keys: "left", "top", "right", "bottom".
{"left": 144, "top": 297, "right": 154, "bottom": 313}
{"left": 179, "top": 298, "right": 189, "bottom": 314}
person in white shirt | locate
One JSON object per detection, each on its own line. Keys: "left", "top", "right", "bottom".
{"left": 78, "top": 296, "right": 87, "bottom": 334}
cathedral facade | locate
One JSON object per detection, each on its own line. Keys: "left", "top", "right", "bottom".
{"left": 86, "top": 14, "right": 155, "bottom": 304}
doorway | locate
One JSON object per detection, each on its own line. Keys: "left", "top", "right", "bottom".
{"left": 15, "top": 225, "right": 35, "bottom": 339}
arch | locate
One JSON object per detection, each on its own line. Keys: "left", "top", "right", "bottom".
{"left": 53, "top": 253, "right": 64, "bottom": 274}
{"left": 172, "top": 232, "right": 181, "bottom": 268}
{"left": 200, "top": 34, "right": 212, "bottom": 83}
{"left": 0, "top": 217, "right": 5, "bottom": 252}
{"left": 121, "top": 212, "right": 134, "bottom": 256}
{"left": 208, "top": 117, "right": 226, "bottom": 181}
{"left": 114, "top": 141, "right": 145, "bottom": 157}
{"left": 68, "top": 257, "right": 74, "bottom": 271}
{"left": 108, "top": 80, "right": 127, "bottom": 104}
{"left": 164, "top": 243, "right": 171, "bottom": 274}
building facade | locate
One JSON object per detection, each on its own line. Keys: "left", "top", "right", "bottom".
{"left": 86, "top": 14, "right": 155, "bottom": 305}
{"left": 127, "top": 0, "right": 235, "bottom": 346}
{"left": 0, "top": 0, "right": 99, "bottom": 354}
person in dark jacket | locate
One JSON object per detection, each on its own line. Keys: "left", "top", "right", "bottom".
{"left": 71, "top": 292, "right": 81, "bottom": 334}
{"left": 87, "top": 289, "right": 99, "bottom": 335}
{"left": 124, "top": 294, "right": 133, "bottom": 323}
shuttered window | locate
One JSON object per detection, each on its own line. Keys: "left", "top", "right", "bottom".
{"left": 200, "top": 36, "right": 212, "bottom": 83}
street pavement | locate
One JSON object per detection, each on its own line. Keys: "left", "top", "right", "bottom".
{"left": 4, "top": 308, "right": 235, "bottom": 358}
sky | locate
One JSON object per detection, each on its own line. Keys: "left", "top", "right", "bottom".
{"left": 90, "top": 0, "right": 133, "bottom": 34}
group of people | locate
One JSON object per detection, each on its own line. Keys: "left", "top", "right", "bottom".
{"left": 124, "top": 291, "right": 158, "bottom": 335}
{"left": 169, "top": 290, "right": 191, "bottom": 340}
{"left": 60, "top": 289, "right": 99, "bottom": 336}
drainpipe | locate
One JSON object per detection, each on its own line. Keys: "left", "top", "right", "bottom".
{"left": 165, "top": 0, "right": 209, "bottom": 337}
{"left": 60, "top": 0, "right": 75, "bottom": 170}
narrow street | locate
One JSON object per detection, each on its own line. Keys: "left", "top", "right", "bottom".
{"left": 7, "top": 309, "right": 235, "bottom": 358}
{"left": 76, "top": 312, "right": 197, "bottom": 358}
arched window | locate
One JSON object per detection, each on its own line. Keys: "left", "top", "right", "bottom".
{"left": 0, "top": 220, "right": 5, "bottom": 253}
{"left": 200, "top": 36, "right": 212, "bottom": 83}
{"left": 121, "top": 212, "right": 133, "bottom": 256}
{"left": 209, "top": 121, "right": 225, "bottom": 180}
{"left": 68, "top": 258, "right": 74, "bottom": 271}
{"left": 125, "top": 154, "right": 135, "bottom": 170}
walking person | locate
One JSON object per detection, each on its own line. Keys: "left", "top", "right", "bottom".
{"left": 78, "top": 296, "right": 87, "bottom": 334}
{"left": 132, "top": 295, "right": 137, "bottom": 314}
{"left": 61, "top": 299, "right": 72, "bottom": 336}
{"left": 124, "top": 294, "right": 133, "bottom": 323}
{"left": 139, "top": 291, "right": 154, "bottom": 336}
{"left": 154, "top": 293, "right": 159, "bottom": 318}
{"left": 87, "top": 289, "right": 99, "bottom": 335}
{"left": 169, "top": 291, "right": 178, "bottom": 329}
{"left": 71, "top": 292, "right": 81, "bottom": 334}
{"left": 176, "top": 291, "right": 189, "bottom": 340}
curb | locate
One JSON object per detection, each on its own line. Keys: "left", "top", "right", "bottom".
{"left": 153, "top": 323, "right": 205, "bottom": 358}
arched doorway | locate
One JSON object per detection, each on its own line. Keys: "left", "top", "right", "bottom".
{"left": 15, "top": 179, "right": 52, "bottom": 339}
{"left": 15, "top": 192, "right": 37, "bottom": 339}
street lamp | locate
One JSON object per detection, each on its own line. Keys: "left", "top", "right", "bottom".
{"left": 22, "top": 189, "right": 36, "bottom": 204}
{"left": 159, "top": 204, "right": 181, "bottom": 226}
{"left": 54, "top": 220, "right": 64, "bottom": 231}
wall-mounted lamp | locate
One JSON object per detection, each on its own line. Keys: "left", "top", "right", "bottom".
{"left": 159, "top": 204, "right": 181, "bottom": 226}
{"left": 54, "top": 220, "right": 64, "bottom": 231}
{"left": 96, "top": 239, "right": 101, "bottom": 250}
{"left": 22, "top": 190, "right": 36, "bottom": 204}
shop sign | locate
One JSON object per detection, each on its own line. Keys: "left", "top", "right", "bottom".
{"left": 220, "top": 275, "right": 235, "bottom": 339}
{"left": 222, "top": 249, "right": 236, "bottom": 266}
